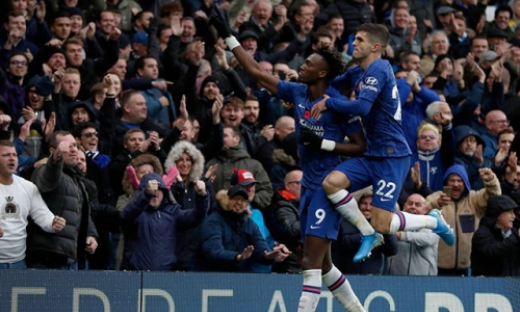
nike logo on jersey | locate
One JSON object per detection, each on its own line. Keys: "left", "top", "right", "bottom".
{"left": 310, "top": 225, "right": 321, "bottom": 229}
{"left": 298, "top": 103, "right": 305, "bottom": 109}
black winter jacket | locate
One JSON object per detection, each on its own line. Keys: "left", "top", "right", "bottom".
{"left": 27, "top": 157, "right": 98, "bottom": 264}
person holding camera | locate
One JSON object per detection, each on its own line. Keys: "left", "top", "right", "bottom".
{"left": 425, "top": 165, "right": 500, "bottom": 276}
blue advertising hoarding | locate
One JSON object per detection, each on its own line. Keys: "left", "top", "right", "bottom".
{"left": 1, "top": 271, "right": 519, "bottom": 312}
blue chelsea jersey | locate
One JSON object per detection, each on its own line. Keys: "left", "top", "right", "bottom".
{"left": 277, "top": 80, "right": 362, "bottom": 189}
{"left": 331, "top": 59, "right": 411, "bottom": 157}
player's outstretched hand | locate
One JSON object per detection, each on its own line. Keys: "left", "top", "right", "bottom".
{"left": 299, "top": 128, "right": 322, "bottom": 150}
{"left": 210, "top": 16, "right": 231, "bottom": 38}
{"left": 310, "top": 94, "right": 329, "bottom": 119}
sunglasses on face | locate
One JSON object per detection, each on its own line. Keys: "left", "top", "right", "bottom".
{"left": 82, "top": 132, "right": 98, "bottom": 138}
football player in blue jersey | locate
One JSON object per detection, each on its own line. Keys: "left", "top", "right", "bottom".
{"left": 210, "top": 15, "right": 368, "bottom": 312}
{"left": 310, "top": 23, "right": 455, "bottom": 262}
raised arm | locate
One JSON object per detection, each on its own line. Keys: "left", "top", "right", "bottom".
{"left": 209, "top": 16, "right": 279, "bottom": 95}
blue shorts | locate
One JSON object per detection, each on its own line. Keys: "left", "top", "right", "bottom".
{"left": 300, "top": 186, "right": 341, "bottom": 241}
{"left": 334, "top": 156, "right": 411, "bottom": 211}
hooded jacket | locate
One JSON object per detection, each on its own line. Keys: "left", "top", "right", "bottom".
{"left": 205, "top": 145, "right": 273, "bottom": 209}
{"left": 425, "top": 164, "right": 501, "bottom": 270}
{"left": 454, "top": 125, "right": 491, "bottom": 190}
{"left": 119, "top": 173, "right": 209, "bottom": 270}
{"left": 470, "top": 195, "right": 520, "bottom": 276}
{"left": 200, "top": 190, "right": 273, "bottom": 272}
{"left": 165, "top": 141, "right": 215, "bottom": 270}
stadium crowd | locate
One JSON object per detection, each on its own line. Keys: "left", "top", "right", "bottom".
{"left": 0, "top": 0, "right": 520, "bottom": 277}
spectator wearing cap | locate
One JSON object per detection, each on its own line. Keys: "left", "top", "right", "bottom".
{"left": 205, "top": 125, "right": 273, "bottom": 209}
{"left": 454, "top": 125, "right": 491, "bottom": 190}
{"left": 200, "top": 185, "right": 290, "bottom": 272}
{"left": 270, "top": 169, "right": 303, "bottom": 274}
{"left": 420, "top": 31, "right": 449, "bottom": 77}
{"left": 436, "top": 6, "right": 458, "bottom": 35}
{"left": 471, "top": 195, "right": 520, "bottom": 276}
{"left": 425, "top": 165, "right": 499, "bottom": 276}
{"left": 165, "top": 140, "right": 215, "bottom": 270}
{"left": 483, "top": 5, "right": 515, "bottom": 40}
{"left": 477, "top": 50, "right": 501, "bottom": 71}
{"left": 131, "top": 31, "right": 149, "bottom": 59}
{"left": 120, "top": 172, "right": 209, "bottom": 270}
{"left": 230, "top": 169, "right": 274, "bottom": 273}
{"left": 487, "top": 28, "right": 511, "bottom": 50}
{"left": 63, "top": 37, "right": 119, "bottom": 101}
{"left": 27, "top": 45, "right": 67, "bottom": 79}
{"left": 72, "top": 121, "right": 114, "bottom": 204}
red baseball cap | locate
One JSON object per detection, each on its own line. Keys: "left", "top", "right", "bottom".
{"left": 230, "top": 169, "right": 258, "bottom": 186}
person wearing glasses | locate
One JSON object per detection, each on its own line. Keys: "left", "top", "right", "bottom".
{"left": 0, "top": 51, "right": 30, "bottom": 124}
{"left": 200, "top": 185, "right": 290, "bottom": 272}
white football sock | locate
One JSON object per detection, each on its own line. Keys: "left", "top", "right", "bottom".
{"left": 389, "top": 211, "right": 438, "bottom": 234}
{"left": 297, "top": 269, "right": 322, "bottom": 312}
{"left": 328, "top": 190, "right": 374, "bottom": 235}
{"left": 322, "top": 266, "right": 366, "bottom": 312}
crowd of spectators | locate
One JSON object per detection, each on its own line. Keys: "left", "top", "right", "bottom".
{"left": 0, "top": 0, "right": 520, "bottom": 276}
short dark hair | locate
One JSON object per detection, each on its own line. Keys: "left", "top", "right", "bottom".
{"left": 7, "top": 11, "right": 24, "bottom": 20}
{"left": 495, "top": 4, "right": 513, "bottom": 19}
{"left": 356, "top": 23, "right": 390, "bottom": 50}
{"left": 328, "top": 14, "right": 343, "bottom": 22}
{"left": 223, "top": 125, "right": 242, "bottom": 141}
{"left": 400, "top": 50, "right": 420, "bottom": 64}
{"left": 311, "top": 27, "right": 333, "bottom": 46}
{"left": 8, "top": 50, "right": 29, "bottom": 64}
{"left": 123, "top": 128, "right": 145, "bottom": 143}
{"left": 48, "top": 130, "right": 72, "bottom": 149}
{"left": 72, "top": 122, "right": 97, "bottom": 138}
{"left": 120, "top": 89, "right": 142, "bottom": 107}
{"left": 315, "top": 47, "right": 346, "bottom": 81}
{"left": 52, "top": 11, "right": 71, "bottom": 24}
{"left": 135, "top": 55, "right": 157, "bottom": 72}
